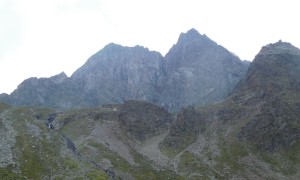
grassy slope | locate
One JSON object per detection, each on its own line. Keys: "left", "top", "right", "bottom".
{"left": 0, "top": 106, "right": 109, "bottom": 180}
{"left": 1, "top": 94, "right": 299, "bottom": 179}
{"left": 58, "top": 107, "right": 183, "bottom": 180}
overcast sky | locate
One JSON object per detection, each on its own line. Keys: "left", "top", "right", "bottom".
{"left": 0, "top": 0, "right": 299, "bottom": 94}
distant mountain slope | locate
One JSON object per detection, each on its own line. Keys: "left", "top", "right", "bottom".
{"left": 0, "top": 29, "right": 249, "bottom": 111}
{"left": 4, "top": 72, "right": 83, "bottom": 108}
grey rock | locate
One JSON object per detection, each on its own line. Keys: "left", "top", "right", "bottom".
{"left": 0, "top": 29, "right": 249, "bottom": 112}
{"left": 71, "top": 43, "right": 164, "bottom": 106}
{"left": 4, "top": 72, "right": 82, "bottom": 109}
{"left": 159, "top": 28, "right": 248, "bottom": 111}
{"left": 236, "top": 41, "right": 300, "bottom": 152}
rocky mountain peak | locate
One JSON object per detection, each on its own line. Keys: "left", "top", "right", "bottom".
{"left": 235, "top": 41, "right": 300, "bottom": 96}
{"left": 99, "top": 43, "right": 155, "bottom": 55}
{"left": 233, "top": 41, "right": 300, "bottom": 152}
{"left": 176, "top": 28, "right": 216, "bottom": 48}
{"left": 160, "top": 29, "right": 248, "bottom": 111}
{"left": 71, "top": 43, "right": 164, "bottom": 106}
{"left": 104, "top": 42, "right": 121, "bottom": 49}
{"left": 178, "top": 28, "right": 200, "bottom": 39}
{"left": 258, "top": 40, "right": 300, "bottom": 57}
{"left": 50, "top": 72, "right": 68, "bottom": 84}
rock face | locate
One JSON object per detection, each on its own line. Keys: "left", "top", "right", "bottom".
{"left": 157, "top": 41, "right": 300, "bottom": 179}
{"left": 160, "top": 29, "right": 248, "bottom": 111}
{"left": 236, "top": 41, "right": 300, "bottom": 152}
{"left": 163, "top": 41, "right": 300, "bottom": 153}
{"left": 0, "top": 29, "right": 249, "bottom": 111}
{"left": 118, "top": 100, "right": 172, "bottom": 141}
{"left": 162, "top": 106, "right": 205, "bottom": 150}
{"left": 7, "top": 72, "right": 82, "bottom": 108}
{"left": 71, "top": 43, "right": 164, "bottom": 106}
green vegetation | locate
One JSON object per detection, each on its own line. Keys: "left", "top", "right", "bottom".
{"left": 285, "top": 141, "right": 300, "bottom": 164}
{"left": 257, "top": 142, "right": 300, "bottom": 176}
{"left": 229, "top": 142, "right": 249, "bottom": 157}
{"left": 60, "top": 116, "right": 95, "bottom": 139}
{"left": 0, "top": 119, "right": 4, "bottom": 128}
{"left": 59, "top": 107, "right": 119, "bottom": 139}
{"left": 13, "top": 122, "right": 65, "bottom": 179}
{"left": 159, "top": 107, "right": 205, "bottom": 157}
{"left": 85, "top": 140, "right": 183, "bottom": 180}
{"left": 259, "top": 152, "right": 296, "bottom": 175}
{"left": 0, "top": 103, "right": 10, "bottom": 113}
{"left": 179, "top": 151, "right": 222, "bottom": 179}
{"left": 64, "top": 157, "right": 79, "bottom": 171}
{"left": 215, "top": 139, "right": 248, "bottom": 177}
{"left": 31, "top": 107, "right": 55, "bottom": 120}
{"left": 0, "top": 165, "right": 21, "bottom": 180}
{"left": 16, "top": 135, "right": 46, "bottom": 179}
{"left": 159, "top": 132, "right": 197, "bottom": 158}
{"left": 7, "top": 107, "right": 80, "bottom": 179}
{"left": 86, "top": 169, "right": 108, "bottom": 180}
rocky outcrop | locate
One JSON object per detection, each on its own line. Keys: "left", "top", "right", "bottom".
{"left": 0, "top": 93, "right": 10, "bottom": 104}
{"left": 162, "top": 106, "right": 205, "bottom": 151}
{"left": 161, "top": 41, "right": 300, "bottom": 154}
{"left": 118, "top": 100, "right": 172, "bottom": 141}
{"left": 236, "top": 41, "right": 300, "bottom": 152}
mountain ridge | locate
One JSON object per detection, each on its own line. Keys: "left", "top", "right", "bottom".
{"left": 0, "top": 29, "right": 249, "bottom": 112}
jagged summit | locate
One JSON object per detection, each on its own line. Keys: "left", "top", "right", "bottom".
{"left": 161, "top": 29, "right": 248, "bottom": 111}
{"left": 258, "top": 40, "right": 300, "bottom": 56}
{"left": 230, "top": 40, "right": 300, "bottom": 152}
{"left": 236, "top": 40, "right": 300, "bottom": 93}
{"left": 179, "top": 28, "right": 200, "bottom": 38}
{"left": 177, "top": 28, "right": 216, "bottom": 47}
{"left": 50, "top": 72, "right": 68, "bottom": 84}
{"left": 100, "top": 43, "right": 151, "bottom": 52}
{"left": 76, "top": 43, "right": 161, "bottom": 69}
{"left": 71, "top": 41, "right": 164, "bottom": 106}
{"left": 98, "top": 43, "right": 155, "bottom": 54}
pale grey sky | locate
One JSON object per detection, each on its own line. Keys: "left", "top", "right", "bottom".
{"left": 0, "top": 0, "right": 299, "bottom": 94}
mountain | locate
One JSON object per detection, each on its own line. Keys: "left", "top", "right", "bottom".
{"left": 0, "top": 29, "right": 249, "bottom": 111}
{"left": 160, "top": 28, "right": 248, "bottom": 111}
{"left": 235, "top": 41, "right": 300, "bottom": 152}
{"left": 71, "top": 43, "right": 164, "bottom": 106}
{"left": 1, "top": 40, "right": 300, "bottom": 179}
{"left": 160, "top": 40, "right": 300, "bottom": 178}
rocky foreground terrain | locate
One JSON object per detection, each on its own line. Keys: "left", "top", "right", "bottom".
{"left": 0, "top": 30, "right": 300, "bottom": 179}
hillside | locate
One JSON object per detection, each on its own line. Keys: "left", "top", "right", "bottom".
{"left": 0, "top": 101, "right": 182, "bottom": 179}
{"left": 161, "top": 41, "right": 300, "bottom": 178}
{"left": 0, "top": 38, "right": 299, "bottom": 179}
